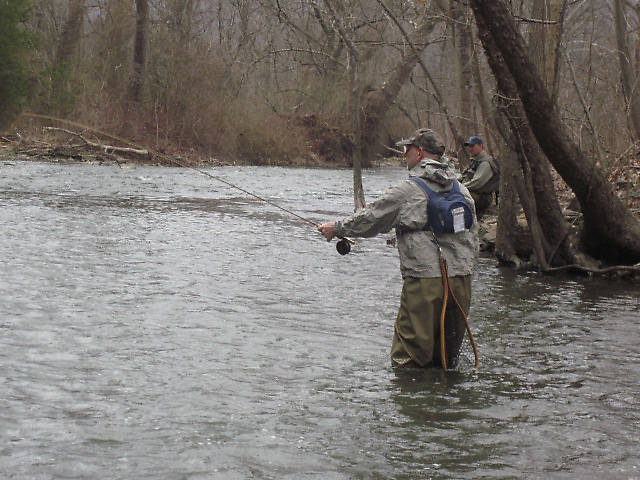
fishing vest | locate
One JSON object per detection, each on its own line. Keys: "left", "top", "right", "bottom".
{"left": 410, "top": 177, "right": 474, "bottom": 234}
{"left": 475, "top": 151, "right": 500, "bottom": 194}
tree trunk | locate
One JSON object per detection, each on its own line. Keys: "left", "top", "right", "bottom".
{"left": 451, "top": 1, "right": 474, "bottom": 166}
{"left": 528, "top": 0, "right": 565, "bottom": 99}
{"left": 614, "top": 0, "right": 640, "bottom": 141}
{"left": 52, "top": 0, "right": 85, "bottom": 99}
{"left": 475, "top": 5, "right": 598, "bottom": 269}
{"left": 55, "top": 0, "right": 85, "bottom": 68}
{"left": 129, "top": 0, "right": 148, "bottom": 103}
{"left": 350, "top": 54, "right": 365, "bottom": 211}
{"left": 494, "top": 148, "right": 529, "bottom": 267}
{"left": 469, "top": 0, "right": 640, "bottom": 265}
{"left": 470, "top": 30, "right": 493, "bottom": 151}
{"left": 322, "top": 0, "right": 365, "bottom": 210}
{"left": 453, "top": 2, "right": 474, "bottom": 132}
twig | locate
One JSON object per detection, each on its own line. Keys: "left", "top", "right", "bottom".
{"left": 513, "top": 15, "right": 558, "bottom": 25}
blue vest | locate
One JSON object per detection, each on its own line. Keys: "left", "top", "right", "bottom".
{"left": 409, "top": 177, "right": 474, "bottom": 234}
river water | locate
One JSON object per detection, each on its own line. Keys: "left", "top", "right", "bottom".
{"left": 1, "top": 159, "right": 639, "bottom": 479}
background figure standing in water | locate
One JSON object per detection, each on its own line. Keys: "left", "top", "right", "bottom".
{"left": 318, "top": 128, "right": 479, "bottom": 368}
{"left": 462, "top": 136, "right": 500, "bottom": 219}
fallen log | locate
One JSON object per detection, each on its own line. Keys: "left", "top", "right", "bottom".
{"left": 43, "top": 127, "right": 151, "bottom": 158}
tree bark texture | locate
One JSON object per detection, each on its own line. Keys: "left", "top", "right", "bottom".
{"left": 614, "top": 0, "right": 640, "bottom": 141}
{"left": 453, "top": 2, "right": 474, "bottom": 135}
{"left": 55, "top": 0, "right": 85, "bottom": 69}
{"left": 528, "top": 0, "right": 564, "bottom": 100}
{"left": 351, "top": 57, "right": 366, "bottom": 211}
{"left": 451, "top": 1, "right": 474, "bottom": 166}
{"left": 470, "top": 34, "right": 493, "bottom": 153}
{"left": 469, "top": 0, "right": 640, "bottom": 264}
{"left": 322, "top": 0, "right": 365, "bottom": 210}
{"left": 129, "top": 0, "right": 149, "bottom": 103}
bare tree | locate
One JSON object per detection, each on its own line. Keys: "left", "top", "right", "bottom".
{"left": 469, "top": 0, "right": 640, "bottom": 265}
{"left": 364, "top": 1, "right": 443, "bottom": 158}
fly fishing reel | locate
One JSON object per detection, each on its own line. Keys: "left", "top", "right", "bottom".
{"left": 336, "top": 237, "right": 352, "bottom": 255}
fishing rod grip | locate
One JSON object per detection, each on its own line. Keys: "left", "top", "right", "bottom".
{"left": 316, "top": 222, "right": 353, "bottom": 255}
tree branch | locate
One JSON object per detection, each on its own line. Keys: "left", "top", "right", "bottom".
{"left": 43, "top": 127, "right": 150, "bottom": 157}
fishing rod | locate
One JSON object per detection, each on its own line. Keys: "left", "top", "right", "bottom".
{"left": 16, "top": 112, "right": 354, "bottom": 254}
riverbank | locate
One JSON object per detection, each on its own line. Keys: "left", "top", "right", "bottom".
{"left": 2, "top": 133, "right": 407, "bottom": 169}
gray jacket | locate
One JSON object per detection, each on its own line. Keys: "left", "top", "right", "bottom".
{"left": 465, "top": 150, "right": 500, "bottom": 194}
{"left": 334, "top": 158, "right": 479, "bottom": 278}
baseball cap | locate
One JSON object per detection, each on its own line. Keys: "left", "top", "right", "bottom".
{"left": 463, "top": 136, "right": 483, "bottom": 146}
{"left": 395, "top": 128, "right": 445, "bottom": 155}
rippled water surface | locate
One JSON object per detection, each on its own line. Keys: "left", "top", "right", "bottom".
{"left": 1, "top": 160, "right": 639, "bottom": 479}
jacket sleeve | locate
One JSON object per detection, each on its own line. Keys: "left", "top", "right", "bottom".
{"left": 334, "top": 181, "right": 427, "bottom": 238}
{"left": 464, "top": 161, "right": 493, "bottom": 191}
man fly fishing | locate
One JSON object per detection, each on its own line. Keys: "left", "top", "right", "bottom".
{"left": 318, "top": 128, "right": 479, "bottom": 369}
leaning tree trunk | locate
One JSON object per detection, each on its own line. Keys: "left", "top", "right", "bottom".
{"left": 361, "top": 1, "right": 441, "bottom": 163}
{"left": 372, "top": 0, "right": 467, "bottom": 158}
{"left": 469, "top": 0, "right": 640, "bottom": 265}
{"left": 475, "top": 10, "right": 595, "bottom": 268}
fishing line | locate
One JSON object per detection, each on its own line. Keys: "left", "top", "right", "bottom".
{"left": 16, "top": 112, "right": 354, "bottom": 253}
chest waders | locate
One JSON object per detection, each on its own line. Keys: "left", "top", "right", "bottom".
{"left": 432, "top": 233, "right": 479, "bottom": 371}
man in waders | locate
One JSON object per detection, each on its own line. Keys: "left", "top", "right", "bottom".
{"left": 318, "top": 128, "right": 479, "bottom": 369}
{"left": 462, "top": 136, "right": 500, "bottom": 219}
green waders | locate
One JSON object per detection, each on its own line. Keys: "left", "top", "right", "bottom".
{"left": 391, "top": 275, "right": 471, "bottom": 369}
{"left": 470, "top": 191, "right": 493, "bottom": 219}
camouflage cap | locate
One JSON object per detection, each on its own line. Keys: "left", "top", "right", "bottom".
{"left": 396, "top": 128, "right": 445, "bottom": 155}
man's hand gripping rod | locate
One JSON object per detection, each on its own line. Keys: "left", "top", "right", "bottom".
{"left": 317, "top": 222, "right": 354, "bottom": 255}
